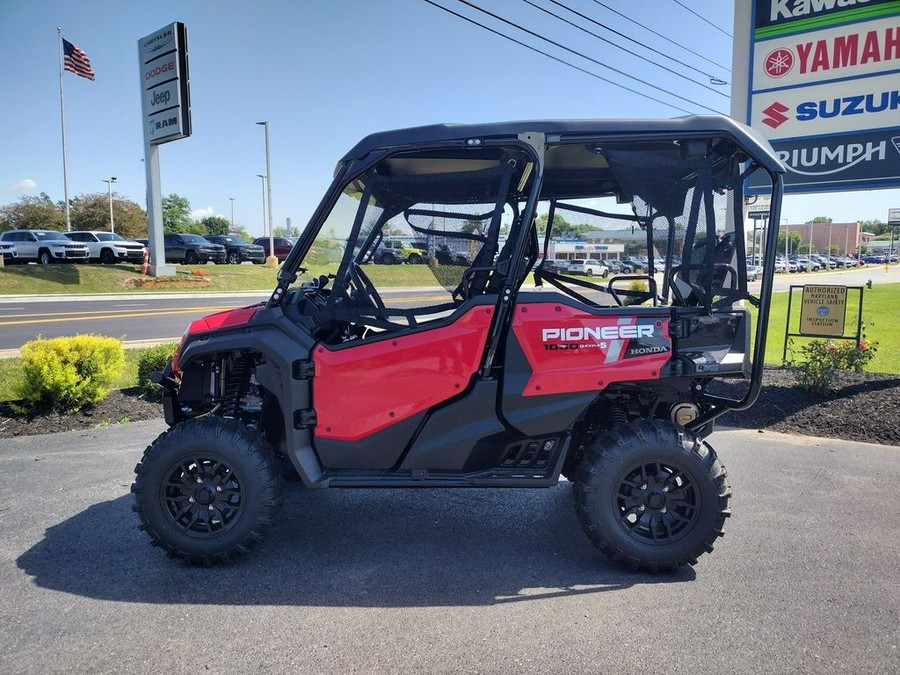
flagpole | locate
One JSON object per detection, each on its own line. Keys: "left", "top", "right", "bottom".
{"left": 57, "top": 27, "right": 71, "bottom": 231}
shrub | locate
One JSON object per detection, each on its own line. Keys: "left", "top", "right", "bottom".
{"left": 136, "top": 342, "right": 179, "bottom": 398}
{"left": 18, "top": 335, "right": 126, "bottom": 411}
{"left": 787, "top": 337, "right": 879, "bottom": 394}
{"left": 623, "top": 279, "right": 649, "bottom": 306}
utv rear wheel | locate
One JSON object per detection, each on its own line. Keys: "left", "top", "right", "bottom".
{"left": 132, "top": 418, "right": 282, "bottom": 565}
{"left": 573, "top": 421, "right": 730, "bottom": 572}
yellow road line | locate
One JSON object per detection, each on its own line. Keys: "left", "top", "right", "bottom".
{"left": 0, "top": 305, "right": 230, "bottom": 320}
{"left": 0, "top": 307, "right": 228, "bottom": 327}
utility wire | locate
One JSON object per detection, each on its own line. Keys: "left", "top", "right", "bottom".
{"left": 448, "top": 0, "right": 724, "bottom": 114}
{"left": 423, "top": 0, "right": 697, "bottom": 114}
{"left": 525, "top": 0, "right": 728, "bottom": 96}
{"left": 672, "top": 0, "right": 732, "bottom": 38}
{"left": 591, "top": 0, "right": 731, "bottom": 74}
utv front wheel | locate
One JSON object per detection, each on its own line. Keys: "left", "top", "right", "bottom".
{"left": 132, "top": 418, "right": 282, "bottom": 565}
{"left": 573, "top": 421, "right": 730, "bottom": 572}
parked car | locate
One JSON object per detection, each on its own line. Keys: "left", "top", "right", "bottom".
{"left": 745, "top": 263, "right": 763, "bottom": 281}
{"left": 204, "top": 235, "right": 266, "bottom": 265}
{"left": 794, "top": 256, "right": 820, "bottom": 272}
{"left": 162, "top": 233, "right": 226, "bottom": 264}
{"left": 252, "top": 236, "right": 294, "bottom": 262}
{"left": 0, "top": 229, "right": 89, "bottom": 264}
{"left": 0, "top": 240, "right": 18, "bottom": 263}
{"left": 65, "top": 230, "right": 146, "bottom": 264}
{"left": 603, "top": 259, "right": 635, "bottom": 274}
{"left": 373, "top": 239, "right": 430, "bottom": 264}
{"left": 434, "top": 244, "right": 471, "bottom": 266}
{"left": 567, "top": 259, "right": 609, "bottom": 277}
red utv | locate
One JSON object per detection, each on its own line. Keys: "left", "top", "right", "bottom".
{"left": 134, "top": 117, "right": 784, "bottom": 571}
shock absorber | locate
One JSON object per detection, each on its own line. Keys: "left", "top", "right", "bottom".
{"left": 601, "top": 403, "right": 629, "bottom": 430}
{"left": 222, "top": 355, "right": 251, "bottom": 418}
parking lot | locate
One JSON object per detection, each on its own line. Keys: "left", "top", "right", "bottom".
{"left": 1, "top": 421, "right": 898, "bottom": 674}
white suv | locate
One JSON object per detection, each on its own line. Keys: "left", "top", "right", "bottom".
{"left": 0, "top": 229, "right": 89, "bottom": 264}
{"left": 567, "top": 259, "right": 609, "bottom": 277}
{"left": 66, "top": 230, "right": 147, "bottom": 264}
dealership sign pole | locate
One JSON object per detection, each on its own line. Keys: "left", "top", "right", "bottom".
{"left": 138, "top": 22, "right": 191, "bottom": 277}
{"left": 733, "top": 0, "right": 900, "bottom": 194}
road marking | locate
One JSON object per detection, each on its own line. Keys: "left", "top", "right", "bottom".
{"left": 0, "top": 305, "right": 230, "bottom": 321}
{"left": 113, "top": 303, "right": 149, "bottom": 308}
{"left": 0, "top": 307, "right": 25, "bottom": 312}
{"left": 0, "top": 306, "right": 232, "bottom": 327}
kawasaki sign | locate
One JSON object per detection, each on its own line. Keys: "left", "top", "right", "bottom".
{"left": 733, "top": 0, "right": 900, "bottom": 193}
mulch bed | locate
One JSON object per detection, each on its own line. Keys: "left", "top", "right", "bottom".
{"left": 1, "top": 370, "right": 898, "bottom": 446}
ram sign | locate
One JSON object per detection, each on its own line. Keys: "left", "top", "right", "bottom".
{"left": 733, "top": 0, "right": 900, "bottom": 193}
{"left": 138, "top": 22, "right": 191, "bottom": 146}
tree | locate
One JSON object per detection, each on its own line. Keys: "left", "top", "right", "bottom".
{"left": 162, "top": 193, "right": 194, "bottom": 233}
{"left": 859, "top": 220, "right": 890, "bottom": 236}
{"left": 811, "top": 216, "right": 832, "bottom": 223}
{"left": 776, "top": 230, "right": 802, "bottom": 254}
{"left": 0, "top": 194, "right": 66, "bottom": 231}
{"left": 200, "top": 215, "right": 231, "bottom": 236}
{"left": 69, "top": 192, "right": 147, "bottom": 239}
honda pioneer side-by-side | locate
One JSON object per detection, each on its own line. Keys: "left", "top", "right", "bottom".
{"left": 133, "top": 116, "right": 784, "bottom": 571}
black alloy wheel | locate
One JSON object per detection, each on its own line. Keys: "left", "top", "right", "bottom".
{"left": 184, "top": 251, "right": 198, "bottom": 265}
{"left": 612, "top": 459, "right": 699, "bottom": 545}
{"left": 160, "top": 455, "right": 245, "bottom": 537}
{"left": 100, "top": 248, "right": 116, "bottom": 264}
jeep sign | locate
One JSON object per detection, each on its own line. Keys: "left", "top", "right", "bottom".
{"left": 733, "top": 0, "right": 900, "bottom": 193}
{"left": 138, "top": 22, "right": 191, "bottom": 145}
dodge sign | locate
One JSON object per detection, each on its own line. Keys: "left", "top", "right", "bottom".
{"left": 138, "top": 22, "right": 191, "bottom": 146}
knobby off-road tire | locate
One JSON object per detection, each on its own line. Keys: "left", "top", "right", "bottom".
{"left": 132, "top": 418, "right": 282, "bottom": 565}
{"left": 573, "top": 420, "right": 731, "bottom": 572}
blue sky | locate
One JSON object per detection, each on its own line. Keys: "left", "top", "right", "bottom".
{"left": 1, "top": 0, "right": 897, "bottom": 238}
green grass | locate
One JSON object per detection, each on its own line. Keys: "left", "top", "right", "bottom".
{"left": 754, "top": 282, "right": 898, "bottom": 373}
{"left": 0, "top": 261, "right": 452, "bottom": 295}
{"left": 0, "top": 262, "right": 281, "bottom": 295}
{"left": 0, "top": 346, "right": 157, "bottom": 403}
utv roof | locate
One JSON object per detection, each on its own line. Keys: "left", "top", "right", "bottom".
{"left": 342, "top": 115, "right": 784, "bottom": 174}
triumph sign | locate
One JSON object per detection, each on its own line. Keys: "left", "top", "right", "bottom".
{"left": 734, "top": 0, "right": 900, "bottom": 193}
{"left": 138, "top": 22, "right": 191, "bottom": 145}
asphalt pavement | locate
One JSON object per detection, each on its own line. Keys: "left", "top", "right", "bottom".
{"left": 0, "top": 422, "right": 897, "bottom": 674}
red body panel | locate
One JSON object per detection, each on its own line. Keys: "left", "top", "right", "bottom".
{"left": 313, "top": 306, "right": 494, "bottom": 441}
{"left": 187, "top": 305, "right": 261, "bottom": 334}
{"left": 173, "top": 304, "right": 262, "bottom": 375}
{"left": 511, "top": 302, "right": 671, "bottom": 396}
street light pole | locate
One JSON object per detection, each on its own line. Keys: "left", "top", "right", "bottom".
{"left": 257, "top": 121, "right": 275, "bottom": 264}
{"left": 101, "top": 177, "right": 117, "bottom": 233}
{"left": 782, "top": 218, "right": 789, "bottom": 259}
{"left": 228, "top": 197, "right": 235, "bottom": 233}
{"left": 257, "top": 174, "right": 267, "bottom": 244}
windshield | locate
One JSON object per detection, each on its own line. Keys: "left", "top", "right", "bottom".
{"left": 96, "top": 233, "right": 125, "bottom": 241}
{"left": 182, "top": 235, "right": 209, "bottom": 244}
{"left": 36, "top": 231, "right": 69, "bottom": 241}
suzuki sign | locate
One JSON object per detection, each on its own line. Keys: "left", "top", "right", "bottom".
{"left": 138, "top": 22, "right": 191, "bottom": 145}
{"left": 733, "top": 0, "right": 900, "bottom": 193}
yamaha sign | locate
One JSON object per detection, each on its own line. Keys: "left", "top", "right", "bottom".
{"left": 138, "top": 22, "right": 191, "bottom": 146}
{"left": 734, "top": 0, "right": 900, "bottom": 193}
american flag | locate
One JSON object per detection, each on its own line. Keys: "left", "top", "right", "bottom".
{"left": 62, "top": 38, "right": 95, "bottom": 81}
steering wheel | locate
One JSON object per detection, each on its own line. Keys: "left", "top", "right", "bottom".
{"left": 348, "top": 262, "right": 385, "bottom": 310}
